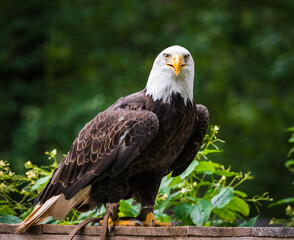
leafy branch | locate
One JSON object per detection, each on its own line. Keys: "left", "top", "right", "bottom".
{"left": 269, "top": 126, "right": 294, "bottom": 227}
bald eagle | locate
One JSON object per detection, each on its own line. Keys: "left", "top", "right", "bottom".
{"left": 16, "top": 45, "right": 209, "bottom": 232}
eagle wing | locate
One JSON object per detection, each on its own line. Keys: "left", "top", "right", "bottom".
{"left": 35, "top": 108, "right": 159, "bottom": 204}
{"left": 170, "top": 104, "right": 209, "bottom": 176}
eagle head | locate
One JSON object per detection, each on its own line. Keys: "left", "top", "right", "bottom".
{"left": 146, "top": 45, "right": 194, "bottom": 105}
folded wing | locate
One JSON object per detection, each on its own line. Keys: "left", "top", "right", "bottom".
{"left": 35, "top": 108, "right": 159, "bottom": 205}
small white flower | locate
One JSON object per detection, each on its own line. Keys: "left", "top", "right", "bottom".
{"left": 25, "top": 161, "right": 32, "bottom": 169}
{"left": 181, "top": 188, "right": 186, "bottom": 194}
{"left": 26, "top": 170, "right": 36, "bottom": 179}
{"left": 214, "top": 126, "right": 219, "bottom": 131}
{"left": 51, "top": 149, "right": 57, "bottom": 155}
{"left": 193, "top": 182, "right": 197, "bottom": 187}
{"left": 221, "top": 175, "right": 226, "bottom": 181}
{"left": 286, "top": 205, "right": 292, "bottom": 215}
{"left": 0, "top": 160, "right": 5, "bottom": 167}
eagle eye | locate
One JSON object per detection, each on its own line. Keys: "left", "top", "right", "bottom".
{"left": 184, "top": 54, "right": 190, "bottom": 61}
{"left": 163, "top": 53, "right": 170, "bottom": 60}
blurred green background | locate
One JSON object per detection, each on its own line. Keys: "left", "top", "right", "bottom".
{"left": 0, "top": 0, "right": 293, "bottom": 218}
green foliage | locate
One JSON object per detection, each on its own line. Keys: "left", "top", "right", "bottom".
{"left": 286, "top": 126, "right": 294, "bottom": 174}
{"left": 0, "top": 126, "right": 270, "bottom": 226}
{"left": 154, "top": 126, "right": 270, "bottom": 226}
{"left": 0, "top": 150, "right": 58, "bottom": 223}
{"left": 269, "top": 126, "right": 294, "bottom": 227}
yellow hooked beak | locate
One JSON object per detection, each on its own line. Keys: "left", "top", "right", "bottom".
{"left": 166, "top": 54, "right": 186, "bottom": 76}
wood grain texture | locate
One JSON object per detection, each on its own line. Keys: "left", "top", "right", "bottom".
{"left": 187, "top": 226, "right": 252, "bottom": 237}
{"left": 252, "top": 227, "right": 294, "bottom": 237}
{"left": 1, "top": 224, "right": 294, "bottom": 239}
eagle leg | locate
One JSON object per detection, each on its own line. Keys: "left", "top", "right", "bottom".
{"left": 99, "top": 203, "right": 142, "bottom": 228}
{"left": 131, "top": 175, "right": 175, "bottom": 227}
{"left": 137, "top": 206, "right": 175, "bottom": 227}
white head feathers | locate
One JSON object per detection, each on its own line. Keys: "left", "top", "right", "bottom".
{"left": 146, "top": 45, "right": 194, "bottom": 105}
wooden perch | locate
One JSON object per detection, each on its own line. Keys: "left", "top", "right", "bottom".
{"left": 1, "top": 223, "right": 294, "bottom": 239}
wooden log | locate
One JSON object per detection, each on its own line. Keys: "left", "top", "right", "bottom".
{"left": 0, "top": 223, "right": 294, "bottom": 239}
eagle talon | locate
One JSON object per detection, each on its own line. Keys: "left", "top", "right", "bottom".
{"left": 100, "top": 218, "right": 143, "bottom": 227}
{"left": 130, "top": 218, "right": 143, "bottom": 226}
{"left": 142, "top": 212, "right": 174, "bottom": 227}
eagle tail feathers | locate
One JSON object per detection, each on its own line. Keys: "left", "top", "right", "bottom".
{"left": 15, "top": 185, "right": 92, "bottom": 233}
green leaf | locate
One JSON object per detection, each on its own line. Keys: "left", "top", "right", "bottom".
{"left": 268, "top": 197, "right": 294, "bottom": 207}
{"left": 234, "top": 190, "right": 248, "bottom": 198}
{"left": 190, "top": 199, "right": 212, "bottom": 226}
{"left": 168, "top": 191, "right": 181, "bottom": 201}
{"left": 42, "top": 216, "right": 55, "bottom": 224}
{"left": 154, "top": 211, "right": 172, "bottom": 223}
{"left": 158, "top": 176, "right": 172, "bottom": 195}
{"left": 195, "top": 161, "right": 217, "bottom": 174}
{"left": 78, "top": 206, "right": 106, "bottom": 220}
{"left": 288, "top": 148, "right": 294, "bottom": 158}
{"left": 202, "top": 149, "right": 223, "bottom": 155}
{"left": 173, "top": 203, "right": 193, "bottom": 221}
{"left": 118, "top": 199, "right": 140, "bottom": 218}
{"left": 31, "top": 176, "right": 51, "bottom": 191}
{"left": 0, "top": 205, "right": 17, "bottom": 215}
{"left": 239, "top": 215, "right": 259, "bottom": 227}
{"left": 212, "top": 208, "right": 237, "bottom": 221}
{"left": 169, "top": 176, "right": 182, "bottom": 187}
{"left": 78, "top": 210, "right": 96, "bottom": 219}
{"left": 0, "top": 215, "right": 22, "bottom": 224}
{"left": 179, "top": 160, "right": 199, "bottom": 179}
{"left": 211, "top": 187, "right": 234, "bottom": 209}
{"left": 285, "top": 159, "right": 294, "bottom": 169}
{"left": 214, "top": 171, "right": 239, "bottom": 177}
{"left": 197, "top": 181, "right": 213, "bottom": 187}
{"left": 226, "top": 196, "right": 250, "bottom": 216}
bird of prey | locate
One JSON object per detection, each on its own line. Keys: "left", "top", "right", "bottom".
{"left": 16, "top": 45, "right": 209, "bottom": 232}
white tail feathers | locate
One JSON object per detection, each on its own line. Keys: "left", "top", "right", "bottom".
{"left": 15, "top": 185, "right": 92, "bottom": 233}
